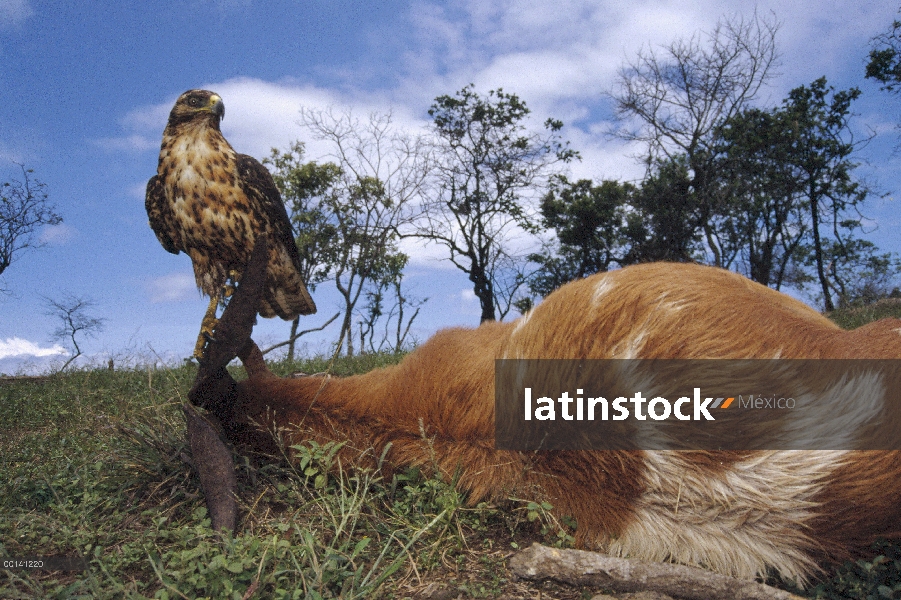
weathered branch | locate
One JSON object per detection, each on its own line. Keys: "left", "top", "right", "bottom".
{"left": 184, "top": 236, "right": 271, "bottom": 533}
{"left": 509, "top": 544, "right": 805, "bottom": 600}
{"left": 183, "top": 403, "right": 237, "bottom": 532}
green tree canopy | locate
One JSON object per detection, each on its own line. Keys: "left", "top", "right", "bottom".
{"left": 778, "top": 78, "right": 870, "bottom": 311}
{"left": 621, "top": 156, "right": 702, "bottom": 265}
{"left": 420, "top": 84, "right": 576, "bottom": 322}
{"left": 528, "top": 177, "right": 632, "bottom": 297}
{"left": 866, "top": 14, "right": 901, "bottom": 93}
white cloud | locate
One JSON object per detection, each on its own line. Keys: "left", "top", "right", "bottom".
{"left": 120, "top": 100, "right": 172, "bottom": 134}
{"left": 210, "top": 78, "right": 342, "bottom": 159}
{"left": 114, "top": 77, "right": 429, "bottom": 164}
{"left": 207, "top": 78, "right": 433, "bottom": 163}
{"left": 127, "top": 181, "right": 149, "bottom": 199}
{"left": 762, "top": 2, "right": 894, "bottom": 95}
{"left": 0, "top": 0, "right": 33, "bottom": 28}
{"left": 39, "top": 223, "right": 76, "bottom": 245}
{"left": 565, "top": 128, "right": 647, "bottom": 183}
{"left": 400, "top": 0, "right": 718, "bottom": 111}
{"left": 456, "top": 287, "right": 482, "bottom": 317}
{"left": 397, "top": 236, "right": 458, "bottom": 270}
{"left": 145, "top": 272, "right": 198, "bottom": 303}
{"left": 0, "top": 337, "right": 65, "bottom": 359}
{"left": 387, "top": 1, "right": 754, "bottom": 190}
{"left": 399, "top": 0, "right": 897, "bottom": 149}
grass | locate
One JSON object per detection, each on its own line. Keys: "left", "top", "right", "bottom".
{"left": 827, "top": 297, "right": 901, "bottom": 330}
{"left": 1, "top": 348, "right": 899, "bottom": 598}
{"left": 0, "top": 356, "right": 573, "bottom": 599}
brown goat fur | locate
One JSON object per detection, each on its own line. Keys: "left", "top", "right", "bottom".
{"left": 222, "top": 262, "right": 901, "bottom": 583}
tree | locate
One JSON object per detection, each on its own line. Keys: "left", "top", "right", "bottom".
{"left": 328, "top": 176, "right": 411, "bottom": 356}
{"left": 420, "top": 85, "right": 576, "bottom": 322}
{"left": 45, "top": 294, "right": 105, "bottom": 371}
{"left": 611, "top": 10, "right": 779, "bottom": 267}
{"left": 355, "top": 252, "right": 426, "bottom": 354}
{"left": 819, "top": 237, "right": 900, "bottom": 309}
{"left": 299, "top": 109, "right": 429, "bottom": 355}
{"left": 266, "top": 142, "right": 341, "bottom": 289}
{"left": 1, "top": 164, "right": 62, "bottom": 286}
{"left": 710, "top": 106, "right": 810, "bottom": 288}
{"left": 265, "top": 142, "right": 341, "bottom": 361}
{"left": 620, "top": 156, "right": 704, "bottom": 265}
{"left": 528, "top": 177, "right": 632, "bottom": 297}
{"left": 705, "top": 78, "right": 875, "bottom": 307}
{"left": 529, "top": 159, "right": 703, "bottom": 280}
{"left": 778, "top": 78, "right": 870, "bottom": 311}
{"left": 866, "top": 13, "right": 901, "bottom": 93}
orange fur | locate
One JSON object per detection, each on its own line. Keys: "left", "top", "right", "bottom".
{"left": 224, "top": 263, "right": 901, "bottom": 582}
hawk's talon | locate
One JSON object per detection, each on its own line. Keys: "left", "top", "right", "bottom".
{"left": 194, "top": 294, "right": 221, "bottom": 361}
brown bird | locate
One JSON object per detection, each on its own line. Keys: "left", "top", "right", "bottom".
{"left": 145, "top": 89, "right": 316, "bottom": 358}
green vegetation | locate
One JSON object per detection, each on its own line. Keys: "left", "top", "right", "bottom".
{"left": 827, "top": 297, "right": 901, "bottom": 330}
{"left": 803, "top": 542, "right": 901, "bottom": 600}
{"left": 0, "top": 356, "right": 573, "bottom": 599}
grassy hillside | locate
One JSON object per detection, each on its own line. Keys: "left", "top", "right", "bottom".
{"left": 1, "top": 350, "right": 899, "bottom": 598}
{"left": 0, "top": 356, "right": 575, "bottom": 599}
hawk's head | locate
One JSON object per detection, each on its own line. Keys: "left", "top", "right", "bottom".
{"left": 165, "top": 89, "right": 225, "bottom": 131}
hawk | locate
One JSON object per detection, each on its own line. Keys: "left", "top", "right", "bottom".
{"left": 145, "top": 89, "right": 316, "bottom": 358}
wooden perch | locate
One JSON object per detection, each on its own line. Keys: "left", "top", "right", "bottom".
{"left": 183, "top": 403, "right": 237, "bottom": 532}
{"left": 508, "top": 543, "right": 806, "bottom": 600}
{"left": 184, "top": 235, "right": 271, "bottom": 532}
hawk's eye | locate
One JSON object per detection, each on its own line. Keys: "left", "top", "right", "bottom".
{"left": 187, "top": 97, "right": 201, "bottom": 107}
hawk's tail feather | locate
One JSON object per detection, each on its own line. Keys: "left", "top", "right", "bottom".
{"left": 258, "top": 245, "right": 316, "bottom": 320}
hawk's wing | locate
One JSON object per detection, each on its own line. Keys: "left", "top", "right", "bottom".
{"left": 236, "top": 154, "right": 303, "bottom": 271}
{"left": 236, "top": 154, "right": 316, "bottom": 317}
{"left": 145, "top": 175, "right": 180, "bottom": 255}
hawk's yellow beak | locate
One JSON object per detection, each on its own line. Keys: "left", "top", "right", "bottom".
{"left": 209, "top": 95, "right": 224, "bottom": 119}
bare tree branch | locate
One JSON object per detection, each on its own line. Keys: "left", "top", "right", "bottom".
{"left": 44, "top": 294, "right": 105, "bottom": 372}
{"left": 260, "top": 312, "right": 340, "bottom": 356}
{"left": 611, "top": 10, "right": 780, "bottom": 164}
{"left": 296, "top": 108, "right": 431, "bottom": 354}
{"left": 1, "top": 163, "right": 62, "bottom": 285}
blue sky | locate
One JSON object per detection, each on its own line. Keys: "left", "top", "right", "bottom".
{"left": 2, "top": 0, "right": 900, "bottom": 373}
